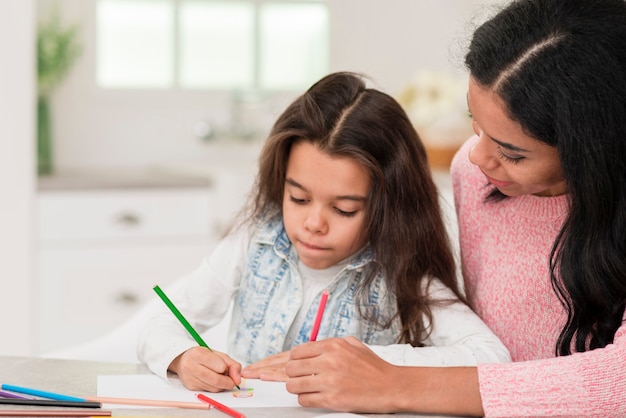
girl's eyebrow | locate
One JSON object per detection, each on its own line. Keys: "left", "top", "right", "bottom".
{"left": 285, "top": 177, "right": 367, "bottom": 202}
{"left": 285, "top": 177, "right": 307, "bottom": 191}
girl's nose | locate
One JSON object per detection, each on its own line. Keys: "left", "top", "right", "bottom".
{"left": 304, "top": 207, "right": 328, "bottom": 234}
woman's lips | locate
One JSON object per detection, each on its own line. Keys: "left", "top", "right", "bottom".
{"left": 482, "top": 171, "right": 513, "bottom": 188}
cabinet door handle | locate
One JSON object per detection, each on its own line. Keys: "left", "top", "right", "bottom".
{"left": 114, "top": 212, "right": 141, "bottom": 227}
{"left": 114, "top": 291, "right": 139, "bottom": 306}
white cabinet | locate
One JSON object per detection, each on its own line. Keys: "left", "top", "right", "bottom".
{"left": 36, "top": 187, "right": 219, "bottom": 355}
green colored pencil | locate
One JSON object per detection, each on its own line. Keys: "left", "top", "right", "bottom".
{"left": 152, "top": 285, "right": 240, "bottom": 389}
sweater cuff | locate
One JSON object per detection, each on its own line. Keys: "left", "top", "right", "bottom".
{"left": 478, "top": 357, "right": 587, "bottom": 417}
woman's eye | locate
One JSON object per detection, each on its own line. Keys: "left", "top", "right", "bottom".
{"left": 497, "top": 147, "right": 524, "bottom": 164}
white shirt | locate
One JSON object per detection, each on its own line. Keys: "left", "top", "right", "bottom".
{"left": 368, "top": 279, "right": 511, "bottom": 366}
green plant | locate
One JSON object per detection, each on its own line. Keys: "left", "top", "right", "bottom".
{"left": 36, "top": 5, "right": 81, "bottom": 175}
{"left": 37, "top": 7, "right": 82, "bottom": 97}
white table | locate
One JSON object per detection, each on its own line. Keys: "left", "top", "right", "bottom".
{"left": 0, "top": 356, "right": 449, "bottom": 417}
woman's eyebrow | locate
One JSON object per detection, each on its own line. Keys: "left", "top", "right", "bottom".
{"left": 467, "top": 93, "right": 530, "bottom": 153}
{"left": 491, "top": 137, "right": 530, "bottom": 153}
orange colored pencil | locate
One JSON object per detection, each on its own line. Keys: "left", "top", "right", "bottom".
{"left": 84, "top": 396, "right": 210, "bottom": 410}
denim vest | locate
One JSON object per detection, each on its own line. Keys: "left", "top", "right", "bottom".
{"left": 228, "top": 217, "right": 402, "bottom": 365}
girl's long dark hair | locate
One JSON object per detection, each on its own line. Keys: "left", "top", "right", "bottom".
{"left": 465, "top": 0, "right": 626, "bottom": 355}
{"left": 244, "top": 72, "right": 462, "bottom": 346}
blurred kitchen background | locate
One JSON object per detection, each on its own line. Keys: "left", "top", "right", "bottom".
{"left": 1, "top": 0, "right": 504, "bottom": 358}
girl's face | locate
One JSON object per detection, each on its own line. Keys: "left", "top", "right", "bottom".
{"left": 467, "top": 77, "right": 566, "bottom": 197}
{"left": 283, "top": 141, "right": 370, "bottom": 270}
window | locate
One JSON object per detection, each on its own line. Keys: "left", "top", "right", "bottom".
{"left": 178, "top": 2, "right": 254, "bottom": 89}
{"left": 97, "top": 0, "right": 175, "bottom": 88}
{"left": 96, "top": 0, "right": 329, "bottom": 91}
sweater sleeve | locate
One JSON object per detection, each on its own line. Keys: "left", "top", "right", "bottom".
{"left": 479, "top": 318, "right": 626, "bottom": 418}
{"left": 367, "top": 279, "right": 511, "bottom": 366}
{"left": 136, "top": 226, "right": 250, "bottom": 380}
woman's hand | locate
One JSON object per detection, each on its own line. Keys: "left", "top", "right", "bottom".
{"left": 169, "top": 346, "right": 242, "bottom": 392}
{"left": 241, "top": 350, "right": 290, "bottom": 381}
{"left": 284, "top": 337, "right": 404, "bottom": 413}
{"left": 285, "top": 336, "right": 484, "bottom": 415}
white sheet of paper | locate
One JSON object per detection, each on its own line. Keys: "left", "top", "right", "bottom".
{"left": 312, "top": 414, "right": 367, "bottom": 418}
{"left": 97, "top": 374, "right": 300, "bottom": 408}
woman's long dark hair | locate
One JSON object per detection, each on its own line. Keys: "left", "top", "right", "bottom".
{"left": 465, "top": 0, "right": 626, "bottom": 355}
{"left": 243, "top": 72, "right": 462, "bottom": 346}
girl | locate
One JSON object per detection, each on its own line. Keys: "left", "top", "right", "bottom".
{"left": 137, "top": 71, "right": 509, "bottom": 392}
{"left": 283, "top": 1, "right": 626, "bottom": 417}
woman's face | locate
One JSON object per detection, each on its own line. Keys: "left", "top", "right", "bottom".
{"left": 467, "top": 77, "right": 566, "bottom": 197}
{"left": 282, "top": 141, "right": 370, "bottom": 269}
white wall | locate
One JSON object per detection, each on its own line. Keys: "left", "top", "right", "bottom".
{"left": 43, "top": 0, "right": 505, "bottom": 172}
{"left": 0, "top": 1, "right": 36, "bottom": 355}
{"left": 16, "top": 0, "right": 506, "bottom": 357}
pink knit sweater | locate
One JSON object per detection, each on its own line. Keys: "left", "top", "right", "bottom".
{"left": 451, "top": 137, "right": 626, "bottom": 417}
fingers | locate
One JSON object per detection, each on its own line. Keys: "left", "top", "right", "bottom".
{"left": 289, "top": 337, "right": 365, "bottom": 359}
{"left": 287, "top": 338, "right": 358, "bottom": 376}
{"left": 285, "top": 356, "right": 318, "bottom": 378}
{"left": 285, "top": 373, "right": 318, "bottom": 395}
{"left": 258, "top": 369, "right": 289, "bottom": 382}
{"left": 343, "top": 335, "right": 363, "bottom": 347}
{"left": 284, "top": 337, "right": 400, "bottom": 412}
{"left": 241, "top": 351, "right": 290, "bottom": 379}
{"left": 296, "top": 392, "right": 342, "bottom": 411}
{"left": 224, "top": 359, "right": 243, "bottom": 387}
{"left": 172, "top": 347, "right": 242, "bottom": 392}
{"left": 289, "top": 340, "right": 329, "bottom": 360}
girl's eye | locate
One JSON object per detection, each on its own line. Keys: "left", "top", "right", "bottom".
{"left": 289, "top": 195, "right": 307, "bottom": 204}
{"left": 335, "top": 208, "right": 358, "bottom": 217}
{"left": 496, "top": 147, "right": 524, "bottom": 164}
{"left": 289, "top": 194, "right": 359, "bottom": 217}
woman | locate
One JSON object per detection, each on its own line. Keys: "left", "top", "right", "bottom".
{"left": 281, "top": 0, "right": 626, "bottom": 416}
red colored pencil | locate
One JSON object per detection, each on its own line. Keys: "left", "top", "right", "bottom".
{"left": 310, "top": 289, "right": 329, "bottom": 341}
{"left": 197, "top": 393, "right": 246, "bottom": 418}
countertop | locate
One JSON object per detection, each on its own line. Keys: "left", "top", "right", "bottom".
{"left": 37, "top": 168, "right": 213, "bottom": 191}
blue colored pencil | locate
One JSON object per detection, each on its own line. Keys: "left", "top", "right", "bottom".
{"left": 0, "top": 384, "right": 85, "bottom": 402}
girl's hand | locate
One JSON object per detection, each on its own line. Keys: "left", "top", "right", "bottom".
{"left": 241, "top": 350, "right": 290, "bottom": 381}
{"left": 169, "top": 346, "right": 242, "bottom": 392}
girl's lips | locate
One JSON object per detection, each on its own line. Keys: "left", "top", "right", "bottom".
{"left": 300, "top": 240, "right": 326, "bottom": 251}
